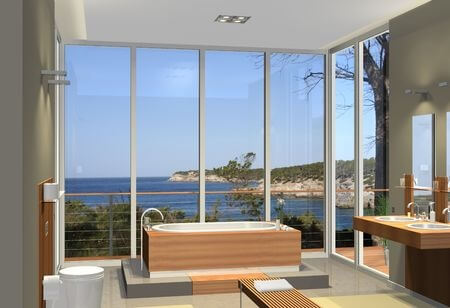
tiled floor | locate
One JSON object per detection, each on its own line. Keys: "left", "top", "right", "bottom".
{"left": 101, "top": 258, "right": 427, "bottom": 308}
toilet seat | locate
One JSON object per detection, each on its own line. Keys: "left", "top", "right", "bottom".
{"left": 59, "top": 266, "right": 104, "bottom": 280}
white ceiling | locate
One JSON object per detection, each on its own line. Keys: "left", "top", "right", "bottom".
{"left": 58, "top": 0, "right": 430, "bottom": 49}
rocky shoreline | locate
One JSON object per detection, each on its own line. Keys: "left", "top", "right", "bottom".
{"left": 168, "top": 172, "right": 376, "bottom": 208}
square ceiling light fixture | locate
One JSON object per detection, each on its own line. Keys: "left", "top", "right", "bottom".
{"left": 215, "top": 15, "right": 251, "bottom": 24}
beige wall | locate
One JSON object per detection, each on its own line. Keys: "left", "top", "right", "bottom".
{"left": 0, "top": 0, "right": 23, "bottom": 307}
{"left": 22, "top": 0, "right": 56, "bottom": 307}
{"left": 389, "top": 0, "right": 450, "bottom": 285}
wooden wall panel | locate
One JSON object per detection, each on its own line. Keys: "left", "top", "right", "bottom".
{"left": 404, "top": 174, "right": 415, "bottom": 214}
{"left": 435, "top": 177, "right": 449, "bottom": 223}
{"left": 38, "top": 178, "right": 54, "bottom": 308}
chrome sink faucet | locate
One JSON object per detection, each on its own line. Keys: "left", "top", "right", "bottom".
{"left": 407, "top": 202, "right": 419, "bottom": 218}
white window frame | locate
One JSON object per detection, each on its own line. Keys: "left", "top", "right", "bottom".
{"left": 59, "top": 40, "right": 329, "bottom": 267}
{"left": 329, "top": 25, "right": 390, "bottom": 279}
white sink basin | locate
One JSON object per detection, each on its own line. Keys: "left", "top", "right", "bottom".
{"left": 407, "top": 223, "right": 450, "bottom": 230}
{"left": 376, "top": 216, "right": 418, "bottom": 222}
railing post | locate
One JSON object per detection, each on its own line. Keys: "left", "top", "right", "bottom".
{"left": 109, "top": 195, "right": 113, "bottom": 256}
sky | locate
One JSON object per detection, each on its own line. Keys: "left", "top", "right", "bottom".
{"left": 65, "top": 45, "right": 378, "bottom": 178}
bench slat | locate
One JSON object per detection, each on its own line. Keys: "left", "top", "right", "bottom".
{"left": 239, "top": 277, "right": 320, "bottom": 308}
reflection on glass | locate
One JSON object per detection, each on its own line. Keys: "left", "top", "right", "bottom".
{"left": 205, "top": 51, "right": 264, "bottom": 221}
{"left": 65, "top": 46, "right": 131, "bottom": 258}
{"left": 447, "top": 112, "right": 450, "bottom": 180}
{"left": 361, "top": 33, "right": 390, "bottom": 275}
{"left": 136, "top": 49, "right": 199, "bottom": 254}
{"left": 412, "top": 114, "right": 434, "bottom": 207}
{"left": 413, "top": 114, "right": 434, "bottom": 188}
{"left": 270, "top": 53, "right": 325, "bottom": 250}
{"left": 334, "top": 46, "right": 355, "bottom": 260}
{"left": 447, "top": 112, "right": 450, "bottom": 203}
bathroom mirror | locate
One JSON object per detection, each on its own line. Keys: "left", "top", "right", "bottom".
{"left": 447, "top": 112, "right": 450, "bottom": 179}
{"left": 412, "top": 114, "right": 435, "bottom": 189}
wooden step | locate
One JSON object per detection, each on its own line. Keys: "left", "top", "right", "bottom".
{"left": 190, "top": 273, "right": 268, "bottom": 295}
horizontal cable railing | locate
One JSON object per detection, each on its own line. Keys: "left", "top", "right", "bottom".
{"left": 65, "top": 188, "right": 389, "bottom": 197}
{"left": 65, "top": 188, "right": 389, "bottom": 260}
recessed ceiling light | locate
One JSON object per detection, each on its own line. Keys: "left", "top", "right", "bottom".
{"left": 215, "top": 15, "right": 251, "bottom": 24}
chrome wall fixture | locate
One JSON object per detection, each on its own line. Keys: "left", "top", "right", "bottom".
{"left": 41, "top": 70, "right": 71, "bottom": 86}
{"left": 438, "top": 81, "right": 448, "bottom": 87}
{"left": 404, "top": 89, "right": 429, "bottom": 95}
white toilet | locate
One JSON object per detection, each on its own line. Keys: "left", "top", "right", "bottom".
{"left": 43, "top": 266, "right": 104, "bottom": 308}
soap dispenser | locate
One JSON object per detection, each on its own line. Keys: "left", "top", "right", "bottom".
{"left": 429, "top": 202, "right": 436, "bottom": 222}
{"left": 443, "top": 205, "right": 450, "bottom": 224}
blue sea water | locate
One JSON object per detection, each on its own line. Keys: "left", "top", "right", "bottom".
{"left": 65, "top": 177, "right": 353, "bottom": 230}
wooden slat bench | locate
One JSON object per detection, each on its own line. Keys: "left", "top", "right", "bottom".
{"left": 239, "top": 277, "right": 321, "bottom": 308}
{"left": 190, "top": 273, "right": 268, "bottom": 295}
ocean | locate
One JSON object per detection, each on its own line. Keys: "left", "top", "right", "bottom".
{"left": 66, "top": 177, "right": 353, "bottom": 230}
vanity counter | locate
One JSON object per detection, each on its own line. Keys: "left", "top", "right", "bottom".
{"left": 353, "top": 216, "right": 450, "bottom": 249}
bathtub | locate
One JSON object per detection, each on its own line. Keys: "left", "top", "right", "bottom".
{"left": 152, "top": 221, "right": 277, "bottom": 233}
{"left": 143, "top": 221, "right": 301, "bottom": 272}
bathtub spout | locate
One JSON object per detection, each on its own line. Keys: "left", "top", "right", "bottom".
{"left": 140, "top": 208, "right": 164, "bottom": 273}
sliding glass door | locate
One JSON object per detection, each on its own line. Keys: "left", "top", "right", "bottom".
{"left": 333, "top": 46, "right": 356, "bottom": 261}
{"left": 331, "top": 30, "right": 390, "bottom": 276}
{"left": 361, "top": 33, "right": 390, "bottom": 275}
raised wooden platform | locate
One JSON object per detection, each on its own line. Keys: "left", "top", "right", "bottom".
{"left": 121, "top": 259, "right": 329, "bottom": 298}
{"left": 239, "top": 277, "right": 320, "bottom": 308}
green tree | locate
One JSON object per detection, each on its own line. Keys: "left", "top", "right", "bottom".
{"left": 213, "top": 152, "right": 264, "bottom": 220}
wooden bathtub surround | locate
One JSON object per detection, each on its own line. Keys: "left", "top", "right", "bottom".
{"left": 143, "top": 228, "right": 301, "bottom": 272}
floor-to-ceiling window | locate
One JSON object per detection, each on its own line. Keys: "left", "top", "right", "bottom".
{"left": 331, "top": 30, "right": 390, "bottom": 274}
{"left": 361, "top": 32, "right": 390, "bottom": 275}
{"left": 205, "top": 51, "right": 265, "bottom": 222}
{"left": 136, "top": 48, "right": 199, "bottom": 254}
{"left": 65, "top": 45, "right": 131, "bottom": 259}
{"left": 63, "top": 44, "right": 328, "bottom": 261}
{"left": 333, "top": 46, "right": 356, "bottom": 260}
{"left": 270, "top": 53, "right": 325, "bottom": 251}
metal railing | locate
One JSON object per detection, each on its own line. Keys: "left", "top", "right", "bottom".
{"left": 64, "top": 188, "right": 388, "bottom": 260}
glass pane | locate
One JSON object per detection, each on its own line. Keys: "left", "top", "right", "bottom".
{"left": 447, "top": 112, "right": 450, "bottom": 204}
{"left": 334, "top": 46, "right": 355, "bottom": 260}
{"left": 412, "top": 114, "right": 434, "bottom": 205}
{"left": 447, "top": 112, "right": 450, "bottom": 179}
{"left": 205, "top": 51, "right": 264, "bottom": 221}
{"left": 65, "top": 46, "right": 131, "bottom": 258}
{"left": 270, "top": 53, "right": 325, "bottom": 251}
{"left": 136, "top": 48, "right": 199, "bottom": 254}
{"left": 361, "top": 33, "right": 390, "bottom": 275}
